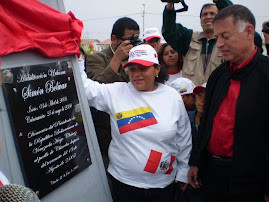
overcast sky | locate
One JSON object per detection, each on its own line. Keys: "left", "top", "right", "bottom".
{"left": 63, "top": 0, "right": 269, "bottom": 42}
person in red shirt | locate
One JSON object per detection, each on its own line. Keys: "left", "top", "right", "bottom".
{"left": 188, "top": 5, "right": 269, "bottom": 202}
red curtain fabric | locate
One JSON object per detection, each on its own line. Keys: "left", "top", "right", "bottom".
{"left": 0, "top": 0, "right": 83, "bottom": 57}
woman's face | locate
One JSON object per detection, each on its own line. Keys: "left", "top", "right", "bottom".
{"left": 128, "top": 64, "right": 160, "bottom": 92}
{"left": 162, "top": 45, "right": 179, "bottom": 67}
{"left": 195, "top": 90, "right": 206, "bottom": 113}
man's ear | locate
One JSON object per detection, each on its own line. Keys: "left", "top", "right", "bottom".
{"left": 245, "top": 24, "right": 255, "bottom": 40}
{"left": 111, "top": 35, "right": 118, "bottom": 45}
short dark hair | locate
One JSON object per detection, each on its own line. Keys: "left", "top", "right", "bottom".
{"left": 155, "top": 64, "right": 168, "bottom": 83}
{"left": 111, "top": 17, "right": 139, "bottom": 39}
{"left": 213, "top": 5, "right": 256, "bottom": 29}
{"left": 254, "top": 31, "right": 263, "bottom": 53}
{"left": 200, "top": 3, "right": 216, "bottom": 18}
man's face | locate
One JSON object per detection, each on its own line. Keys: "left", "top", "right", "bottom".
{"left": 214, "top": 16, "right": 253, "bottom": 66}
{"left": 195, "top": 90, "right": 205, "bottom": 113}
{"left": 200, "top": 5, "right": 218, "bottom": 33}
{"left": 145, "top": 38, "right": 161, "bottom": 53}
{"left": 182, "top": 94, "right": 195, "bottom": 110}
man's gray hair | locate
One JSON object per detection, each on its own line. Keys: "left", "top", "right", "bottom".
{"left": 213, "top": 4, "right": 256, "bottom": 29}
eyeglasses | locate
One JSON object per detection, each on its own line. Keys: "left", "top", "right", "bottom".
{"left": 117, "top": 34, "right": 140, "bottom": 41}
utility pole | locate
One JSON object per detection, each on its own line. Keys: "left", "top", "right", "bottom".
{"left": 142, "top": 4, "right": 145, "bottom": 34}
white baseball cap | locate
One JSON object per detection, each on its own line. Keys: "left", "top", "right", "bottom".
{"left": 122, "top": 44, "right": 159, "bottom": 69}
{"left": 193, "top": 83, "right": 207, "bottom": 95}
{"left": 143, "top": 27, "right": 162, "bottom": 42}
{"left": 169, "top": 77, "right": 195, "bottom": 95}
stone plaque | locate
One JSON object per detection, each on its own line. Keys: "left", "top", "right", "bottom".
{"left": 2, "top": 61, "right": 91, "bottom": 198}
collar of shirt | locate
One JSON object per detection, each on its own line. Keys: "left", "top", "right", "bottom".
{"left": 168, "top": 69, "right": 181, "bottom": 75}
{"left": 197, "top": 32, "right": 217, "bottom": 41}
{"left": 110, "top": 44, "right": 115, "bottom": 55}
{"left": 229, "top": 46, "right": 257, "bottom": 72}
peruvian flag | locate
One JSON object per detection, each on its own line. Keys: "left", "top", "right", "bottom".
{"left": 144, "top": 150, "right": 176, "bottom": 174}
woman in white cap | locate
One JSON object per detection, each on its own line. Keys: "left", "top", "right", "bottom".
{"left": 79, "top": 44, "right": 191, "bottom": 202}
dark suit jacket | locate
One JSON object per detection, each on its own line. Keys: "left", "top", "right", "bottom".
{"left": 190, "top": 51, "right": 269, "bottom": 193}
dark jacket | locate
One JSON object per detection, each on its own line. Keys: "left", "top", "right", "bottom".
{"left": 190, "top": 51, "right": 269, "bottom": 193}
{"left": 188, "top": 110, "right": 199, "bottom": 152}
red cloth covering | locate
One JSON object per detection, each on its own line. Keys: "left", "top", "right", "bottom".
{"left": 0, "top": 0, "right": 83, "bottom": 57}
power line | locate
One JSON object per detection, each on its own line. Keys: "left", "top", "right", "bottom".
{"left": 82, "top": 13, "right": 142, "bottom": 22}
{"left": 81, "top": 11, "right": 269, "bottom": 22}
{"left": 146, "top": 12, "right": 269, "bottom": 18}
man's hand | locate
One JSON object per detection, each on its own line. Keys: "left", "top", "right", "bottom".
{"left": 109, "top": 40, "right": 133, "bottom": 73}
{"left": 179, "top": 182, "right": 188, "bottom": 191}
{"left": 188, "top": 166, "right": 201, "bottom": 188}
{"left": 114, "top": 40, "right": 133, "bottom": 62}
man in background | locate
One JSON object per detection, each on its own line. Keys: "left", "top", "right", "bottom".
{"left": 143, "top": 27, "right": 162, "bottom": 53}
{"left": 188, "top": 5, "right": 269, "bottom": 201}
{"left": 162, "top": 0, "right": 232, "bottom": 85}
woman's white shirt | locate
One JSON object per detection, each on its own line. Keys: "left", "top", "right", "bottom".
{"left": 78, "top": 61, "right": 191, "bottom": 188}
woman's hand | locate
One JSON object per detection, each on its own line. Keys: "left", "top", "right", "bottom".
{"left": 174, "top": 180, "right": 188, "bottom": 191}
{"left": 188, "top": 166, "right": 201, "bottom": 188}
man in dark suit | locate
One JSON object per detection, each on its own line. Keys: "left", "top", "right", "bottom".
{"left": 188, "top": 5, "right": 269, "bottom": 202}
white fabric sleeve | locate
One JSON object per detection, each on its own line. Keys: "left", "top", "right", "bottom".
{"left": 175, "top": 100, "right": 192, "bottom": 184}
{"left": 0, "top": 171, "right": 10, "bottom": 185}
{"left": 77, "top": 60, "right": 110, "bottom": 113}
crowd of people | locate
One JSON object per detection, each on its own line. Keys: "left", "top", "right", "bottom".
{"left": 79, "top": 0, "right": 269, "bottom": 201}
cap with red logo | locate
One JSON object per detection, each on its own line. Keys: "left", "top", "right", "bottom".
{"left": 122, "top": 44, "right": 159, "bottom": 69}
